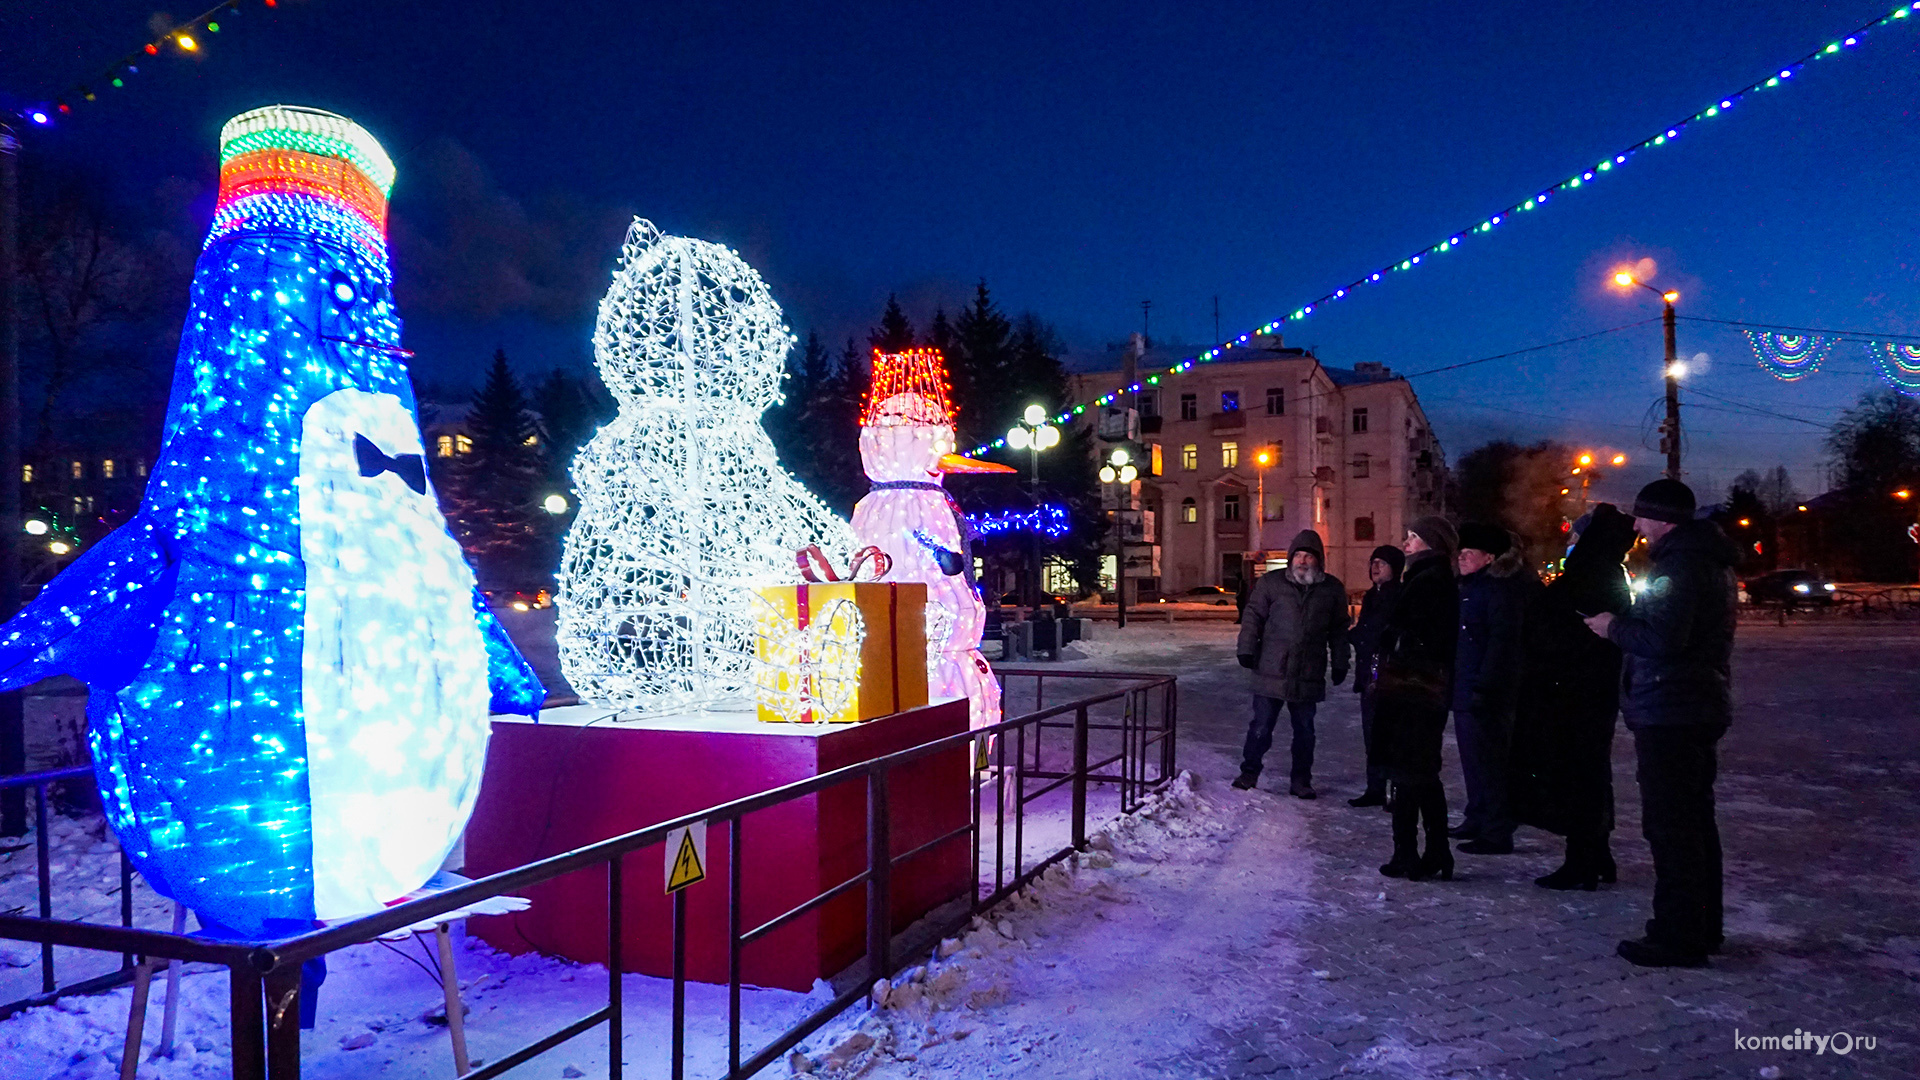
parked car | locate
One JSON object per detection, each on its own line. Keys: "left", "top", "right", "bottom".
{"left": 1744, "top": 569, "right": 1838, "bottom": 607}
{"left": 1158, "top": 585, "right": 1232, "bottom": 606}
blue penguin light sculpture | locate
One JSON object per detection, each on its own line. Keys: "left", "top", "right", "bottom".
{"left": 0, "top": 105, "right": 544, "bottom": 938}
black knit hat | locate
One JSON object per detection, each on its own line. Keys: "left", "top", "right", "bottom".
{"left": 1457, "top": 521, "right": 1512, "bottom": 557}
{"left": 1369, "top": 544, "right": 1405, "bottom": 578}
{"left": 1631, "top": 479, "right": 1696, "bottom": 524}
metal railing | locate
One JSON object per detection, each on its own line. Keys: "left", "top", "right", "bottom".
{"left": 0, "top": 669, "right": 1175, "bottom": 1079}
{"left": 0, "top": 764, "right": 139, "bottom": 1020}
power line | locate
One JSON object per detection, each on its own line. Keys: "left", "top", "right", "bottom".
{"left": 1683, "top": 386, "right": 1832, "bottom": 428}
{"left": 1677, "top": 315, "right": 1920, "bottom": 344}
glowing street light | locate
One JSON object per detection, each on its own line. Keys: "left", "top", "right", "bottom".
{"left": 1007, "top": 405, "right": 1061, "bottom": 608}
{"left": 48, "top": 541, "right": 71, "bottom": 555}
{"left": 1611, "top": 268, "right": 1683, "bottom": 479}
{"left": 543, "top": 493, "right": 569, "bottom": 514}
{"left": 23, "top": 519, "right": 49, "bottom": 536}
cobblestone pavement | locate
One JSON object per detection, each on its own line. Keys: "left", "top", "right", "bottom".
{"left": 1149, "top": 620, "right": 1920, "bottom": 1079}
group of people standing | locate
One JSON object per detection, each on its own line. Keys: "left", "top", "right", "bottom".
{"left": 1233, "top": 479, "right": 1740, "bottom": 968}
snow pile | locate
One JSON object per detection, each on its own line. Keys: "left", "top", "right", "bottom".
{"left": 785, "top": 771, "right": 1230, "bottom": 1078}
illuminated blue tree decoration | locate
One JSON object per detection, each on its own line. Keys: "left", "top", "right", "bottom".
{"left": 0, "top": 105, "right": 544, "bottom": 938}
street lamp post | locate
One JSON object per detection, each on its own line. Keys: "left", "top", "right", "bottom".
{"left": 1006, "top": 404, "right": 1060, "bottom": 612}
{"left": 1570, "top": 451, "right": 1628, "bottom": 514}
{"left": 1254, "top": 447, "right": 1273, "bottom": 557}
{"left": 1613, "top": 271, "right": 1683, "bottom": 480}
{"left": 1099, "top": 448, "right": 1139, "bottom": 628}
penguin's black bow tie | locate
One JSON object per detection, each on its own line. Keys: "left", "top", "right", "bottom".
{"left": 353, "top": 434, "right": 427, "bottom": 495}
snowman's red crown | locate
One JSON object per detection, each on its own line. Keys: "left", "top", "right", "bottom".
{"left": 863, "top": 348, "right": 957, "bottom": 427}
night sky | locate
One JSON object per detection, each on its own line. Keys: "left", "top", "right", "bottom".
{"left": 7, "top": 0, "right": 1919, "bottom": 507}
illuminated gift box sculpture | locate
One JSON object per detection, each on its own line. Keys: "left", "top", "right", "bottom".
{"left": 0, "top": 105, "right": 545, "bottom": 938}
{"left": 849, "top": 349, "right": 1008, "bottom": 729}
{"left": 556, "top": 219, "right": 856, "bottom": 713}
{"left": 753, "top": 550, "right": 930, "bottom": 724}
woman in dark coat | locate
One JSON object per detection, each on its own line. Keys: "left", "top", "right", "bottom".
{"left": 1374, "top": 517, "right": 1461, "bottom": 881}
{"left": 1509, "top": 503, "right": 1637, "bottom": 889}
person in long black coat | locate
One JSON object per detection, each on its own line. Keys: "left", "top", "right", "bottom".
{"left": 1509, "top": 503, "right": 1637, "bottom": 889}
{"left": 1347, "top": 544, "right": 1405, "bottom": 806}
{"left": 1374, "top": 517, "right": 1460, "bottom": 881}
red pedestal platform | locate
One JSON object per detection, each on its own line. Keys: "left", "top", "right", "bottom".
{"left": 463, "top": 698, "right": 970, "bottom": 991}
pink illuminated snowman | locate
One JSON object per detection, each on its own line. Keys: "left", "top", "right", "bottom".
{"left": 850, "top": 349, "right": 1012, "bottom": 729}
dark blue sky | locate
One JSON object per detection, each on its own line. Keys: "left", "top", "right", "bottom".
{"left": 8, "top": 0, "right": 1919, "bottom": 505}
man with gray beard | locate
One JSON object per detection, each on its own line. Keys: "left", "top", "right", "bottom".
{"left": 1234, "top": 530, "right": 1350, "bottom": 798}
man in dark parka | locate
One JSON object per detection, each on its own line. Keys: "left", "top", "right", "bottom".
{"left": 1234, "top": 529, "right": 1349, "bottom": 799}
{"left": 1450, "top": 523, "right": 1540, "bottom": 855}
{"left": 1347, "top": 544, "right": 1405, "bottom": 807}
{"left": 1584, "top": 479, "right": 1738, "bottom": 968}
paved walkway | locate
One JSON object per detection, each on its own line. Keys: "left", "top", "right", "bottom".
{"left": 1144, "top": 621, "right": 1920, "bottom": 1079}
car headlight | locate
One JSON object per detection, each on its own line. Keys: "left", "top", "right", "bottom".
{"left": 1823, "top": 583, "right": 1836, "bottom": 592}
{"left": 1792, "top": 583, "right": 1810, "bottom": 594}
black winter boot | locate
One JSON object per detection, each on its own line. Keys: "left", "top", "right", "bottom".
{"left": 1379, "top": 792, "right": 1420, "bottom": 877}
{"left": 1409, "top": 783, "right": 1455, "bottom": 882}
{"left": 1535, "top": 833, "right": 1600, "bottom": 891}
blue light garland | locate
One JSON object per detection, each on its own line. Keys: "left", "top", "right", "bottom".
{"left": 963, "top": 2, "right": 1920, "bottom": 456}
{"left": 968, "top": 504, "right": 1072, "bottom": 540}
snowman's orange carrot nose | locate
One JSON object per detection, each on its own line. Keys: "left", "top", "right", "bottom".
{"left": 938, "top": 454, "right": 1017, "bottom": 474}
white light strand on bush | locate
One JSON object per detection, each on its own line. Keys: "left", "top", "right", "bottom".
{"left": 960, "top": 1, "right": 1920, "bottom": 456}
{"left": 557, "top": 219, "right": 856, "bottom": 713}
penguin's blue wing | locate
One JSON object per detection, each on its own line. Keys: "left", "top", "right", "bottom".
{"left": 0, "top": 522, "right": 178, "bottom": 693}
{"left": 470, "top": 589, "right": 546, "bottom": 717}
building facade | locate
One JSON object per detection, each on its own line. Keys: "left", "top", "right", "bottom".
{"left": 1072, "top": 336, "right": 1447, "bottom": 597}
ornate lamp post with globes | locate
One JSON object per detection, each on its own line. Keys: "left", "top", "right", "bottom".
{"left": 1099, "top": 447, "right": 1139, "bottom": 627}
{"left": 1006, "top": 404, "right": 1060, "bottom": 610}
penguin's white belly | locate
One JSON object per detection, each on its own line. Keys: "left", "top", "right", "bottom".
{"left": 299, "top": 389, "right": 491, "bottom": 920}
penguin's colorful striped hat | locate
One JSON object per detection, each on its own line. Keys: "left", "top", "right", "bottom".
{"left": 209, "top": 104, "right": 396, "bottom": 251}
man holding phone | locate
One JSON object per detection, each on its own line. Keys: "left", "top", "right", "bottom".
{"left": 1583, "top": 479, "right": 1739, "bottom": 967}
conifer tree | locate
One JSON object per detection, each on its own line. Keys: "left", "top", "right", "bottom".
{"left": 434, "top": 350, "right": 554, "bottom": 587}
{"left": 870, "top": 294, "right": 916, "bottom": 353}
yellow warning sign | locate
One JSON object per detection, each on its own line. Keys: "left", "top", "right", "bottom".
{"left": 664, "top": 822, "right": 707, "bottom": 893}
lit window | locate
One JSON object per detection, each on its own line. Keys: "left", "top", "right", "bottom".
{"left": 523, "top": 435, "right": 539, "bottom": 447}
{"left": 1352, "top": 452, "right": 1370, "bottom": 479}
{"left": 1352, "top": 407, "right": 1370, "bottom": 433}
{"left": 455, "top": 435, "right": 473, "bottom": 454}
{"left": 135, "top": 459, "right": 148, "bottom": 476}
{"left": 1179, "top": 394, "right": 1197, "bottom": 421}
{"left": 21, "top": 464, "right": 32, "bottom": 483}
{"left": 1181, "top": 444, "right": 1198, "bottom": 471}
{"left": 1221, "top": 390, "right": 1240, "bottom": 413}
{"left": 1354, "top": 516, "right": 1376, "bottom": 541}
{"left": 1266, "top": 388, "right": 1284, "bottom": 416}
{"left": 1150, "top": 443, "right": 1163, "bottom": 475}
{"left": 436, "top": 435, "right": 455, "bottom": 458}
{"left": 1221, "top": 441, "right": 1239, "bottom": 469}
{"left": 72, "top": 496, "right": 84, "bottom": 516}
{"left": 71, "top": 460, "right": 83, "bottom": 480}
{"left": 1222, "top": 494, "right": 1242, "bottom": 521}
{"left": 102, "top": 459, "right": 116, "bottom": 479}
{"left": 1180, "top": 497, "right": 1198, "bottom": 523}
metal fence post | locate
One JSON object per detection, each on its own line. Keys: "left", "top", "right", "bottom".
{"left": 264, "top": 964, "right": 301, "bottom": 1079}
{"left": 1071, "top": 705, "right": 1089, "bottom": 849}
{"left": 230, "top": 966, "right": 265, "bottom": 1080}
{"left": 670, "top": 887, "right": 687, "bottom": 1080}
{"left": 34, "top": 783, "right": 51, "bottom": 991}
{"left": 866, "top": 766, "right": 892, "bottom": 983}
{"left": 608, "top": 856, "right": 623, "bottom": 1080}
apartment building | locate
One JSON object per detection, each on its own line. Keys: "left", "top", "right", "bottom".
{"left": 1071, "top": 336, "right": 1447, "bottom": 597}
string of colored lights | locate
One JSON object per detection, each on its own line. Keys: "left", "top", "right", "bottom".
{"left": 968, "top": 504, "right": 1072, "bottom": 540}
{"left": 962, "top": 1, "right": 1920, "bottom": 457}
{"left": 12, "top": 0, "right": 289, "bottom": 127}
{"left": 1743, "top": 331, "right": 1831, "bottom": 381}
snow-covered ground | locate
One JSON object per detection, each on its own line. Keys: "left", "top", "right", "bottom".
{"left": 0, "top": 621, "right": 1218, "bottom": 1079}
